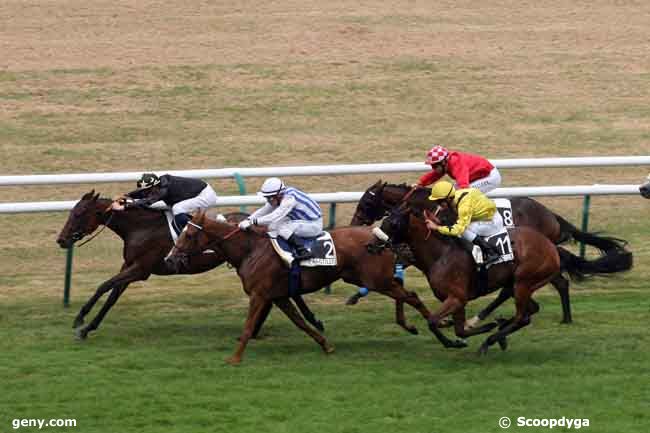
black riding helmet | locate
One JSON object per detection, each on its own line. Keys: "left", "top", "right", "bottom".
{"left": 137, "top": 173, "right": 161, "bottom": 190}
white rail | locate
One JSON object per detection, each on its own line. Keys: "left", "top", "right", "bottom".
{"left": 0, "top": 184, "right": 643, "bottom": 214}
{"left": 1, "top": 156, "right": 650, "bottom": 186}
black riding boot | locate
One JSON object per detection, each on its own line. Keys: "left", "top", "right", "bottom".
{"left": 473, "top": 236, "right": 500, "bottom": 264}
{"left": 287, "top": 234, "right": 312, "bottom": 260}
{"left": 173, "top": 213, "right": 191, "bottom": 234}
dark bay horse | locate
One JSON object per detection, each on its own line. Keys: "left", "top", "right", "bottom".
{"left": 166, "top": 210, "right": 435, "bottom": 365}
{"left": 351, "top": 181, "right": 633, "bottom": 324}
{"left": 56, "top": 191, "right": 323, "bottom": 339}
{"left": 372, "top": 205, "right": 564, "bottom": 354}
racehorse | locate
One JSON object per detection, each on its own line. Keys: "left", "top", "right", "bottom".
{"left": 56, "top": 191, "right": 324, "bottom": 340}
{"left": 640, "top": 175, "right": 650, "bottom": 198}
{"left": 372, "top": 203, "right": 562, "bottom": 354}
{"left": 165, "top": 209, "right": 436, "bottom": 365}
{"left": 351, "top": 181, "right": 633, "bottom": 324}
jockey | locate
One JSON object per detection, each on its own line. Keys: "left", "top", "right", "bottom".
{"left": 424, "top": 180, "right": 502, "bottom": 264}
{"left": 238, "top": 177, "right": 323, "bottom": 260}
{"left": 112, "top": 173, "right": 218, "bottom": 233}
{"left": 416, "top": 145, "right": 502, "bottom": 194}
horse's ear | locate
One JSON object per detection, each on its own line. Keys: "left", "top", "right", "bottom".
{"left": 373, "top": 179, "right": 383, "bottom": 187}
{"left": 93, "top": 193, "right": 100, "bottom": 201}
{"left": 81, "top": 190, "right": 95, "bottom": 200}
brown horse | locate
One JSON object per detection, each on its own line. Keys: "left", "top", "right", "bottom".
{"left": 371, "top": 194, "right": 634, "bottom": 354}
{"left": 56, "top": 191, "right": 324, "bottom": 340}
{"left": 166, "top": 209, "right": 435, "bottom": 364}
{"left": 372, "top": 204, "right": 563, "bottom": 354}
{"left": 351, "top": 181, "right": 632, "bottom": 324}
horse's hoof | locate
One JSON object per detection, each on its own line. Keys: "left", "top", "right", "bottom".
{"left": 74, "top": 326, "right": 88, "bottom": 340}
{"left": 451, "top": 338, "right": 468, "bottom": 349}
{"left": 345, "top": 295, "right": 360, "bottom": 306}
{"left": 314, "top": 321, "right": 325, "bottom": 332}
{"left": 438, "top": 318, "right": 454, "bottom": 328}
{"left": 323, "top": 344, "right": 335, "bottom": 354}
{"left": 464, "top": 316, "right": 481, "bottom": 330}
{"left": 72, "top": 318, "right": 84, "bottom": 329}
{"left": 560, "top": 319, "right": 573, "bottom": 325}
{"left": 497, "top": 337, "right": 508, "bottom": 351}
{"left": 405, "top": 325, "right": 419, "bottom": 335}
{"left": 478, "top": 344, "right": 489, "bottom": 356}
{"left": 225, "top": 356, "right": 242, "bottom": 365}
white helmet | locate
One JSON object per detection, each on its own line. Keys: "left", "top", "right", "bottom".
{"left": 259, "top": 177, "right": 286, "bottom": 197}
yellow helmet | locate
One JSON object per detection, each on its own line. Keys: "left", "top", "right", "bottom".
{"left": 428, "top": 181, "right": 455, "bottom": 201}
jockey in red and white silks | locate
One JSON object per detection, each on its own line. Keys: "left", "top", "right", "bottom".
{"left": 417, "top": 145, "right": 502, "bottom": 194}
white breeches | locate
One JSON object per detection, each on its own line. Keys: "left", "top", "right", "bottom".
{"left": 269, "top": 218, "right": 324, "bottom": 240}
{"left": 455, "top": 167, "right": 502, "bottom": 194}
{"left": 171, "top": 185, "right": 218, "bottom": 215}
{"left": 461, "top": 211, "right": 504, "bottom": 242}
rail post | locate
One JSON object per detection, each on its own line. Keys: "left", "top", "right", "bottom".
{"left": 233, "top": 172, "right": 247, "bottom": 212}
{"left": 63, "top": 246, "right": 74, "bottom": 307}
{"left": 579, "top": 195, "right": 591, "bottom": 258}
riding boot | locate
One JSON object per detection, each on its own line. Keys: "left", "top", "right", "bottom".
{"left": 287, "top": 234, "right": 312, "bottom": 260}
{"left": 473, "top": 236, "right": 500, "bottom": 264}
{"left": 173, "top": 213, "right": 191, "bottom": 234}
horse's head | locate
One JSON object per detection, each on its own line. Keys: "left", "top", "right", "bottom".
{"left": 56, "top": 190, "right": 108, "bottom": 248}
{"left": 376, "top": 205, "right": 412, "bottom": 246}
{"left": 350, "top": 180, "right": 387, "bottom": 226}
{"left": 168, "top": 209, "right": 212, "bottom": 260}
{"left": 640, "top": 174, "right": 650, "bottom": 199}
{"left": 166, "top": 210, "right": 237, "bottom": 269}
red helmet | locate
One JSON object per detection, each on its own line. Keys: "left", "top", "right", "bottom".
{"left": 425, "top": 145, "right": 449, "bottom": 165}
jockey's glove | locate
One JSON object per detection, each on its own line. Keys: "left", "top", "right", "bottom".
{"left": 238, "top": 219, "right": 253, "bottom": 230}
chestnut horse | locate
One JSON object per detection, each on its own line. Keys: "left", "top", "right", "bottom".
{"left": 166, "top": 209, "right": 435, "bottom": 365}
{"left": 351, "top": 181, "right": 632, "bottom": 324}
{"left": 56, "top": 191, "right": 323, "bottom": 340}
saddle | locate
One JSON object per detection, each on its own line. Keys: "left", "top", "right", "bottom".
{"left": 269, "top": 232, "right": 338, "bottom": 268}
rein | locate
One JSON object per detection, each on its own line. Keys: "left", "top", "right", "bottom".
{"left": 77, "top": 210, "right": 114, "bottom": 248}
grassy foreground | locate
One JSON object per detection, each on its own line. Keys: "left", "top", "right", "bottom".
{"left": 1, "top": 278, "right": 649, "bottom": 433}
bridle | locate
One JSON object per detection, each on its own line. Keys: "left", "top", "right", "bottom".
{"left": 173, "top": 220, "right": 241, "bottom": 256}
{"left": 74, "top": 205, "right": 114, "bottom": 248}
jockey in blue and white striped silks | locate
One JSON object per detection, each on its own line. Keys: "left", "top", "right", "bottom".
{"left": 239, "top": 177, "right": 323, "bottom": 241}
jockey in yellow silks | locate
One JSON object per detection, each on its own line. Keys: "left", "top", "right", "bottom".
{"left": 424, "top": 181, "right": 503, "bottom": 263}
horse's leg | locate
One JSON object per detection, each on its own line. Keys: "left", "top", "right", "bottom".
{"left": 291, "top": 295, "right": 325, "bottom": 332}
{"left": 73, "top": 263, "right": 128, "bottom": 328}
{"left": 376, "top": 279, "right": 433, "bottom": 335}
{"left": 227, "top": 294, "right": 271, "bottom": 365}
{"left": 75, "top": 264, "right": 149, "bottom": 340}
{"left": 272, "top": 298, "right": 334, "bottom": 354}
{"left": 427, "top": 296, "right": 468, "bottom": 349}
{"left": 250, "top": 301, "right": 273, "bottom": 339}
{"left": 550, "top": 275, "right": 572, "bottom": 324}
{"left": 452, "top": 307, "right": 498, "bottom": 339}
{"left": 466, "top": 286, "right": 513, "bottom": 329}
{"left": 478, "top": 284, "right": 535, "bottom": 355}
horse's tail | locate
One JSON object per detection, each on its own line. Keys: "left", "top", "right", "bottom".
{"left": 557, "top": 246, "right": 633, "bottom": 281}
{"left": 553, "top": 212, "right": 629, "bottom": 252}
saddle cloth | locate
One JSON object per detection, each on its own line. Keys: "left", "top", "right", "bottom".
{"left": 472, "top": 228, "right": 515, "bottom": 268}
{"left": 270, "top": 232, "right": 337, "bottom": 267}
{"left": 494, "top": 198, "right": 515, "bottom": 228}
